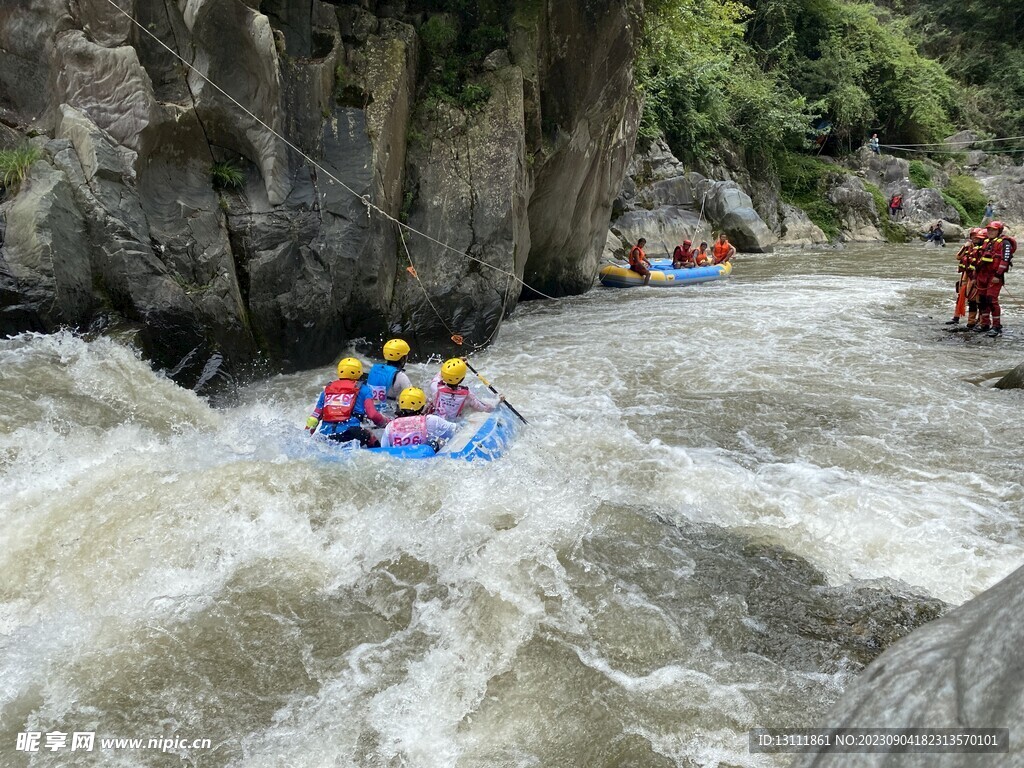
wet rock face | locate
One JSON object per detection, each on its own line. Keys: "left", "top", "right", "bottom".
{"left": 393, "top": 67, "right": 530, "bottom": 354}
{"left": 994, "top": 362, "right": 1024, "bottom": 390}
{"left": 779, "top": 203, "right": 827, "bottom": 246}
{"left": 522, "top": 0, "right": 643, "bottom": 298}
{"left": 0, "top": 161, "right": 94, "bottom": 334}
{"left": 0, "top": 0, "right": 643, "bottom": 383}
{"left": 608, "top": 139, "right": 777, "bottom": 257}
{"left": 828, "top": 177, "right": 884, "bottom": 242}
{"left": 791, "top": 564, "right": 1023, "bottom": 768}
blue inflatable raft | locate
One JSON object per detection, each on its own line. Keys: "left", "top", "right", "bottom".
{"left": 599, "top": 259, "right": 732, "bottom": 288}
{"left": 374, "top": 406, "right": 520, "bottom": 461}
{"left": 305, "top": 406, "right": 521, "bottom": 463}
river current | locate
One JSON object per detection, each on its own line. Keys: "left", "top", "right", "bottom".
{"left": 2, "top": 244, "right": 1022, "bottom": 767}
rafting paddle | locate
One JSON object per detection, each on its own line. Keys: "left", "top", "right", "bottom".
{"left": 464, "top": 360, "right": 528, "bottom": 425}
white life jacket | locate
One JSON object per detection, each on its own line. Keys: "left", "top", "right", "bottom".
{"left": 432, "top": 384, "right": 469, "bottom": 420}
{"left": 387, "top": 415, "right": 428, "bottom": 446}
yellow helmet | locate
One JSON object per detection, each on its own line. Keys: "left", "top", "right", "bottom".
{"left": 440, "top": 357, "right": 467, "bottom": 386}
{"left": 383, "top": 338, "right": 411, "bottom": 362}
{"left": 336, "top": 357, "right": 363, "bottom": 380}
{"left": 398, "top": 387, "right": 427, "bottom": 413}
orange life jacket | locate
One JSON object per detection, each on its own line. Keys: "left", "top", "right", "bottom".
{"left": 713, "top": 241, "right": 732, "bottom": 263}
{"left": 628, "top": 245, "right": 646, "bottom": 268}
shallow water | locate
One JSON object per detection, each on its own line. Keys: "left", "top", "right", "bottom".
{"left": 1, "top": 244, "right": 1022, "bottom": 767}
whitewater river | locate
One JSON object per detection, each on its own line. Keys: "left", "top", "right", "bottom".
{"left": 2, "top": 244, "right": 1023, "bottom": 767}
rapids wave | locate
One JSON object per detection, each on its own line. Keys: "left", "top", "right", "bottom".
{"left": 1, "top": 244, "right": 1022, "bottom": 766}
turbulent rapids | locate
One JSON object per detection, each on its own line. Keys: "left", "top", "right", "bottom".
{"left": 2, "top": 245, "right": 1023, "bottom": 767}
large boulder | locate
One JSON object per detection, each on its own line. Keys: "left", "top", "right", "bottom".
{"left": 977, "top": 165, "right": 1024, "bottom": 231}
{"left": 720, "top": 207, "right": 775, "bottom": 252}
{"left": 791, "top": 564, "right": 1024, "bottom": 768}
{"left": 828, "top": 176, "right": 884, "bottom": 242}
{"left": 994, "top": 362, "right": 1024, "bottom": 390}
{"left": 700, "top": 179, "right": 775, "bottom": 252}
{"left": 611, "top": 208, "right": 708, "bottom": 259}
{"left": 612, "top": 142, "right": 777, "bottom": 254}
{"left": 779, "top": 203, "right": 828, "bottom": 246}
{"left": 902, "top": 187, "right": 961, "bottom": 227}
{"left": 855, "top": 148, "right": 910, "bottom": 192}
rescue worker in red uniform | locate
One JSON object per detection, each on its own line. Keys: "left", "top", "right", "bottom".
{"left": 975, "top": 221, "right": 1016, "bottom": 336}
{"left": 427, "top": 358, "right": 502, "bottom": 420}
{"left": 306, "top": 357, "right": 390, "bottom": 446}
{"left": 672, "top": 240, "right": 696, "bottom": 269}
{"left": 628, "top": 238, "right": 651, "bottom": 285}
{"left": 945, "top": 228, "right": 986, "bottom": 327}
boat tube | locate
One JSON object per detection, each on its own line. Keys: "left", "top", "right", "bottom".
{"left": 599, "top": 259, "right": 732, "bottom": 288}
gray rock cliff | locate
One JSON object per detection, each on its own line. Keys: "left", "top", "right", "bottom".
{"left": 0, "top": 0, "right": 644, "bottom": 384}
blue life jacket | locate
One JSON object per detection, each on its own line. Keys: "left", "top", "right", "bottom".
{"left": 367, "top": 363, "right": 400, "bottom": 404}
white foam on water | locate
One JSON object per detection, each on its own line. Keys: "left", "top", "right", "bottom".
{"left": 1, "top": 246, "right": 1022, "bottom": 767}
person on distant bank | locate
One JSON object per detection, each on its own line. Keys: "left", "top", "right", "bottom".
{"left": 628, "top": 238, "right": 652, "bottom": 285}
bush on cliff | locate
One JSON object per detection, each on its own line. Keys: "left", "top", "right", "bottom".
{"left": 908, "top": 160, "right": 933, "bottom": 188}
{"left": 413, "top": 1, "right": 509, "bottom": 111}
{"left": 776, "top": 152, "right": 843, "bottom": 239}
{"left": 0, "top": 145, "right": 43, "bottom": 194}
{"left": 638, "top": 0, "right": 810, "bottom": 163}
{"left": 942, "top": 175, "right": 986, "bottom": 225}
{"left": 910, "top": 0, "right": 1024, "bottom": 138}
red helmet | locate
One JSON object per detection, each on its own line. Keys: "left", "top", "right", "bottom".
{"left": 970, "top": 227, "right": 984, "bottom": 237}
{"left": 987, "top": 220, "right": 1004, "bottom": 231}
{"left": 683, "top": 239, "right": 692, "bottom": 246}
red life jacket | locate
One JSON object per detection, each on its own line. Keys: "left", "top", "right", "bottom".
{"left": 890, "top": 195, "right": 902, "bottom": 209}
{"left": 673, "top": 245, "right": 694, "bottom": 265}
{"left": 978, "top": 236, "right": 1015, "bottom": 276}
{"left": 433, "top": 383, "right": 469, "bottom": 420}
{"left": 322, "top": 379, "right": 360, "bottom": 423}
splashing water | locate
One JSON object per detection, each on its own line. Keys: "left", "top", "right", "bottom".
{"left": 1, "top": 245, "right": 1021, "bottom": 766}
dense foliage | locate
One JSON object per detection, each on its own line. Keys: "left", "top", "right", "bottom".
{"left": 638, "top": 0, "right": 811, "bottom": 163}
{"left": 407, "top": 0, "right": 516, "bottom": 110}
{"left": 907, "top": 0, "right": 1024, "bottom": 140}
{"left": 639, "top": 0, "right": 964, "bottom": 164}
